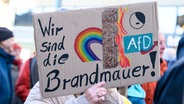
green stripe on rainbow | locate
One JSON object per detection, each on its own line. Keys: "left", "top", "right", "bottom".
{"left": 74, "top": 27, "right": 102, "bottom": 62}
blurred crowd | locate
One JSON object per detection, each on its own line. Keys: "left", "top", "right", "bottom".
{"left": 0, "top": 27, "right": 38, "bottom": 104}
{"left": 0, "top": 13, "right": 184, "bottom": 104}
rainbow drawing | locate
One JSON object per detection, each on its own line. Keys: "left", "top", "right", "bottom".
{"left": 74, "top": 27, "right": 102, "bottom": 62}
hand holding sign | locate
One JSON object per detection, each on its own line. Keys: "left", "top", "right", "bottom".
{"left": 84, "top": 81, "right": 107, "bottom": 103}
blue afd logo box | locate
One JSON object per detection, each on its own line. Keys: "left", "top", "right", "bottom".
{"left": 124, "top": 33, "right": 153, "bottom": 54}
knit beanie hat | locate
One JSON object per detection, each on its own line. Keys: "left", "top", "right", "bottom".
{"left": 0, "top": 27, "right": 14, "bottom": 42}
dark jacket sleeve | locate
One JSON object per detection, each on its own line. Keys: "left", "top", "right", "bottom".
{"left": 30, "top": 57, "right": 39, "bottom": 88}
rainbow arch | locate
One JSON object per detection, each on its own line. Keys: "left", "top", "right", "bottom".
{"left": 74, "top": 27, "right": 102, "bottom": 62}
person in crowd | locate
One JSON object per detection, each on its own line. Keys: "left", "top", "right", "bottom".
{"left": 153, "top": 15, "right": 184, "bottom": 104}
{"left": 12, "top": 43, "right": 23, "bottom": 70}
{"left": 0, "top": 27, "right": 16, "bottom": 104}
{"left": 15, "top": 55, "right": 38, "bottom": 102}
{"left": 127, "top": 84, "right": 146, "bottom": 104}
{"left": 141, "top": 33, "right": 168, "bottom": 104}
{"left": 11, "top": 43, "right": 23, "bottom": 104}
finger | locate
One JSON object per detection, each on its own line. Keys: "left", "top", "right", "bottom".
{"left": 96, "top": 90, "right": 107, "bottom": 97}
{"left": 101, "top": 96, "right": 105, "bottom": 101}
{"left": 95, "top": 81, "right": 106, "bottom": 88}
{"left": 97, "top": 96, "right": 105, "bottom": 102}
{"left": 98, "top": 87, "right": 107, "bottom": 93}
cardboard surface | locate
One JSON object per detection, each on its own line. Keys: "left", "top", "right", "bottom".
{"left": 33, "top": 2, "right": 159, "bottom": 98}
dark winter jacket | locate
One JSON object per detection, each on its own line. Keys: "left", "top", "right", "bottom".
{"left": 0, "top": 47, "right": 14, "bottom": 104}
{"left": 154, "top": 34, "right": 184, "bottom": 104}
{"left": 154, "top": 56, "right": 184, "bottom": 104}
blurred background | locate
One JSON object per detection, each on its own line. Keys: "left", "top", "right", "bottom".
{"left": 0, "top": 0, "right": 184, "bottom": 62}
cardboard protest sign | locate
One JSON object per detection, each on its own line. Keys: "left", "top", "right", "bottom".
{"left": 33, "top": 2, "right": 159, "bottom": 98}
